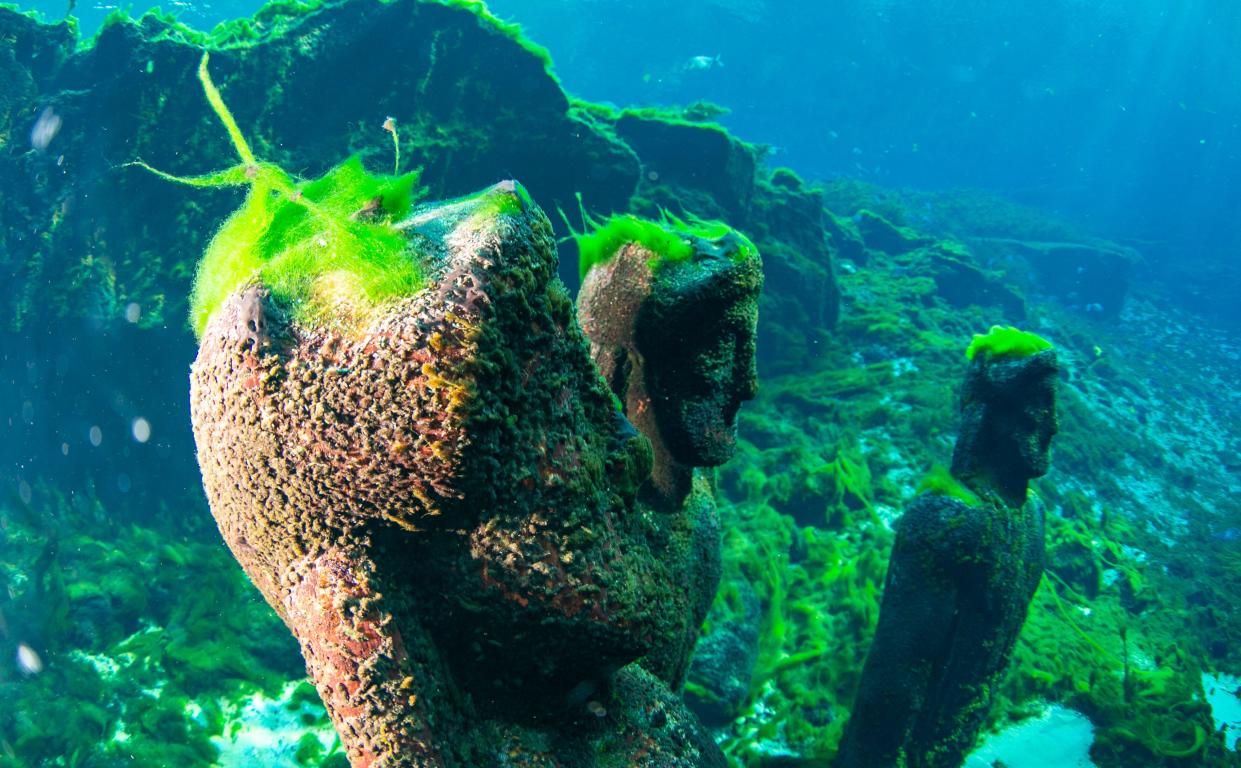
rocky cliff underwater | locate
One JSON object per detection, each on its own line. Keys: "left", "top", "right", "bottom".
{"left": 1, "top": 1, "right": 1240, "bottom": 766}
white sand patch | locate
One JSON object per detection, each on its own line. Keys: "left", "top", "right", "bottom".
{"left": 213, "top": 680, "right": 338, "bottom": 767}
{"left": 1203, "top": 671, "right": 1241, "bottom": 750}
{"left": 964, "top": 704, "right": 1096, "bottom": 768}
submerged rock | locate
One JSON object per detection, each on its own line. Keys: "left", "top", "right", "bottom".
{"left": 854, "top": 209, "right": 936, "bottom": 255}
{"left": 969, "top": 237, "right": 1138, "bottom": 318}
{"left": 926, "top": 244, "right": 1027, "bottom": 319}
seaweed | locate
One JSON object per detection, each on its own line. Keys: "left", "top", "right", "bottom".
{"left": 131, "top": 52, "right": 425, "bottom": 335}
{"left": 567, "top": 195, "right": 756, "bottom": 279}
{"left": 965, "top": 324, "right": 1054, "bottom": 361}
{"left": 917, "top": 464, "right": 982, "bottom": 507}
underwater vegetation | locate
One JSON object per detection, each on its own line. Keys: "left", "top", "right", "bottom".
{"left": 964, "top": 325, "right": 1053, "bottom": 362}
{"left": 0, "top": 485, "right": 335, "bottom": 767}
{"left": 568, "top": 197, "right": 757, "bottom": 280}
{"left": 686, "top": 203, "right": 1241, "bottom": 766}
{"left": 1, "top": 0, "right": 1239, "bottom": 766}
{"left": 133, "top": 53, "right": 425, "bottom": 336}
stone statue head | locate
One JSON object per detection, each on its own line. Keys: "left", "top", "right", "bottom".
{"left": 950, "top": 348, "right": 1060, "bottom": 505}
{"left": 577, "top": 228, "right": 763, "bottom": 481}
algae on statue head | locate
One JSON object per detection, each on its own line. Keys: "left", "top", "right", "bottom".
{"left": 568, "top": 197, "right": 758, "bottom": 280}
{"left": 965, "top": 324, "right": 1053, "bottom": 362}
{"left": 131, "top": 52, "right": 425, "bottom": 336}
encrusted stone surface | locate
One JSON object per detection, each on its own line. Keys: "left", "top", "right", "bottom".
{"left": 191, "top": 183, "right": 722, "bottom": 766}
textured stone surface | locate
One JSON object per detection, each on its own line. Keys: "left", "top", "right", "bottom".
{"left": 192, "top": 183, "right": 726, "bottom": 766}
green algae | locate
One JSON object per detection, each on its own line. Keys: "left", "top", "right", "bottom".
{"left": 87, "top": 0, "right": 554, "bottom": 62}
{"left": 0, "top": 485, "right": 310, "bottom": 768}
{"left": 574, "top": 212, "right": 691, "bottom": 278}
{"left": 133, "top": 52, "right": 425, "bottom": 336}
{"left": 917, "top": 464, "right": 982, "bottom": 507}
{"left": 429, "top": 0, "right": 557, "bottom": 77}
{"left": 965, "top": 324, "right": 1054, "bottom": 361}
{"left": 571, "top": 199, "right": 756, "bottom": 280}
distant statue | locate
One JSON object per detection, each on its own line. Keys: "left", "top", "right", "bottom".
{"left": 576, "top": 229, "right": 763, "bottom": 689}
{"left": 190, "top": 183, "right": 760, "bottom": 767}
{"left": 835, "top": 338, "right": 1060, "bottom": 768}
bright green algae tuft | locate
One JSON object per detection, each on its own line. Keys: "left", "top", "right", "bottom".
{"left": 917, "top": 464, "right": 982, "bottom": 507}
{"left": 189, "top": 155, "right": 423, "bottom": 336}
{"left": 965, "top": 324, "right": 1054, "bottom": 361}
{"left": 572, "top": 202, "right": 757, "bottom": 280}
{"left": 134, "top": 52, "right": 425, "bottom": 336}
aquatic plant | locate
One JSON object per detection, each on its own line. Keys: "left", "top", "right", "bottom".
{"left": 0, "top": 484, "right": 315, "bottom": 768}
{"left": 568, "top": 196, "right": 757, "bottom": 279}
{"left": 917, "top": 464, "right": 982, "bottom": 507}
{"left": 131, "top": 53, "right": 424, "bottom": 335}
{"left": 965, "top": 324, "right": 1054, "bottom": 361}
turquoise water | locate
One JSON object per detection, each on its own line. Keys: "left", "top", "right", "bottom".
{"left": 2, "top": 1, "right": 1239, "bottom": 767}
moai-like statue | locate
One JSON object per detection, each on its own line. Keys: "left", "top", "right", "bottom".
{"left": 836, "top": 332, "right": 1059, "bottom": 768}
{"left": 576, "top": 228, "right": 763, "bottom": 689}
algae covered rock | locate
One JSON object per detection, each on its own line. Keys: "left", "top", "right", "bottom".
{"left": 854, "top": 209, "right": 936, "bottom": 255}
{"left": 971, "top": 237, "right": 1138, "bottom": 318}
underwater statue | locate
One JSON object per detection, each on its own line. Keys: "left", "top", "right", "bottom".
{"left": 835, "top": 331, "right": 1060, "bottom": 768}
{"left": 576, "top": 229, "right": 764, "bottom": 690}
{"left": 189, "top": 175, "right": 771, "bottom": 766}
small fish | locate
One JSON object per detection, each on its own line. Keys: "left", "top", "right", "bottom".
{"left": 30, "top": 107, "right": 62, "bottom": 151}
{"left": 16, "top": 643, "right": 42, "bottom": 675}
{"left": 1085, "top": 302, "right": 1104, "bottom": 313}
{"left": 685, "top": 54, "right": 723, "bottom": 71}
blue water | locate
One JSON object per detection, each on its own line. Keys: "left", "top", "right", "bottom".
{"left": 30, "top": 0, "right": 1241, "bottom": 324}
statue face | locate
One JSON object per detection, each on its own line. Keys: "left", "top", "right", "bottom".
{"left": 636, "top": 236, "right": 763, "bottom": 467}
{"left": 987, "top": 382, "right": 1057, "bottom": 478}
{"left": 640, "top": 292, "right": 758, "bottom": 466}
{"left": 970, "top": 350, "right": 1060, "bottom": 482}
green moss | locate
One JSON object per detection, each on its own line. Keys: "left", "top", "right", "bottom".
{"left": 965, "top": 324, "right": 1054, "bottom": 361}
{"left": 917, "top": 465, "right": 981, "bottom": 507}
{"left": 429, "top": 0, "right": 557, "bottom": 77}
{"left": 570, "top": 199, "right": 756, "bottom": 280}
{"left": 132, "top": 53, "right": 425, "bottom": 336}
{"left": 90, "top": 0, "right": 327, "bottom": 50}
